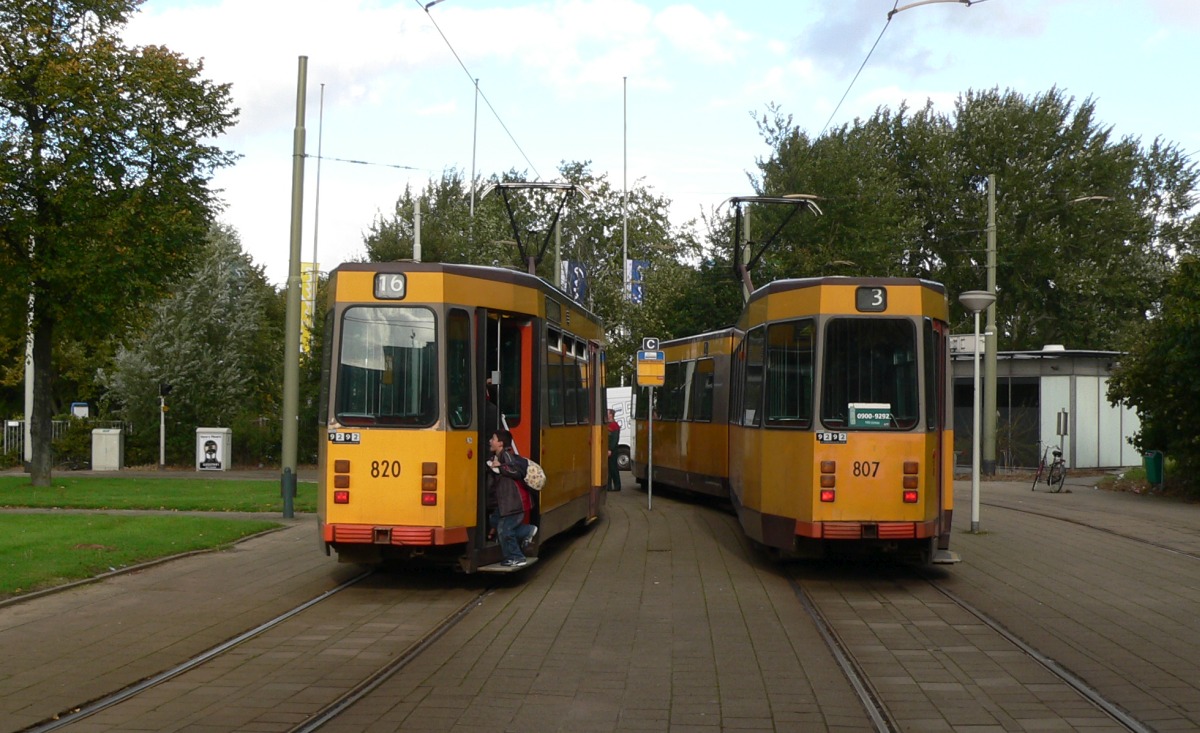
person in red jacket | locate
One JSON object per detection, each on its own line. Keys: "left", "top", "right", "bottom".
{"left": 606, "top": 409, "right": 622, "bottom": 492}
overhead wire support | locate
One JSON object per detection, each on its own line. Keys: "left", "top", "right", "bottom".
{"left": 478, "top": 182, "right": 593, "bottom": 274}
{"left": 725, "top": 194, "right": 823, "bottom": 300}
{"left": 820, "top": 0, "right": 975, "bottom": 139}
{"left": 418, "top": 0, "right": 542, "bottom": 180}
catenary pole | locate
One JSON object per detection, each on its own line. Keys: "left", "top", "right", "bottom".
{"left": 281, "top": 56, "right": 308, "bottom": 519}
{"left": 983, "top": 174, "right": 997, "bottom": 474}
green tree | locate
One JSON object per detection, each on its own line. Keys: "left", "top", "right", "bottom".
{"left": 362, "top": 163, "right": 698, "bottom": 387}
{"left": 0, "top": 1, "right": 237, "bottom": 484}
{"left": 750, "top": 88, "right": 1194, "bottom": 348}
{"left": 1108, "top": 256, "right": 1200, "bottom": 496}
{"left": 100, "top": 224, "right": 280, "bottom": 465}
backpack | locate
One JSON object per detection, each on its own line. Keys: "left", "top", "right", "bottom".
{"left": 523, "top": 459, "right": 547, "bottom": 491}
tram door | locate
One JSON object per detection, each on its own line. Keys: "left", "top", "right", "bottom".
{"left": 475, "top": 311, "right": 537, "bottom": 548}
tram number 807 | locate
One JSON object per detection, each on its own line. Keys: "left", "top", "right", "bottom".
{"left": 371, "top": 460, "right": 402, "bottom": 478}
{"left": 852, "top": 461, "right": 880, "bottom": 477}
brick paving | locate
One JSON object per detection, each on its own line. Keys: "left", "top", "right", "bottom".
{"left": 1, "top": 469, "right": 1198, "bottom": 731}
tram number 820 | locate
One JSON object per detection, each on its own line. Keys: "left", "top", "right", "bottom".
{"left": 852, "top": 461, "right": 880, "bottom": 477}
{"left": 371, "top": 460, "right": 402, "bottom": 478}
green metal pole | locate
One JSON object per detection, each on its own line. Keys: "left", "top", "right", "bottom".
{"left": 281, "top": 56, "right": 307, "bottom": 518}
{"left": 983, "top": 174, "right": 998, "bottom": 475}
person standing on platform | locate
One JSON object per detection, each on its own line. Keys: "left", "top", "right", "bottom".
{"left": 607, "top": 408, "right": 622, "bottom": 492}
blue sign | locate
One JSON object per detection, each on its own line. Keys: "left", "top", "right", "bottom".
{"left": 626, "top": 258, "right": 649, "bottom": 304}
{"left": 637, "top": 350, "right": 665, "bottom": 361}
{"left": 559, "top": 261, "right": 588, "bottom": 303}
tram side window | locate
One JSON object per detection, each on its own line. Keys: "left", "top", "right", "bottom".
{"left": 318, "top": 308, "right": 335, "bottom": 425}
{"left": 661, "top": 362, "right": 687, "bottom": 420}
{"left": 742, "top": 327, "right": 766, "bottom": 427}
{"left": 547, "top": 330, "right": 565, "bottom": 426}
{"left": 820, "top": 318, "right": 919, "bottom": 430}
{"left": 447, "top": 309, "right": 472, "bottom": 429}
{"left": 337, "top": 306, "right": 437, "bottom": 427}
{"left": 924, "top": 318, "right": 943, "bottom": 431}
{"left": 497, "top": 322, "right": 523, "bottom": 428}
{"left": 730, "top": 339, "right": 746, "bottom": 426}
{"left": 688, "top": 358, "right": 715, "bottom": 422}
{"left": 635, "top": 386, "right": 652, "bottom": 420}
{"left": 563, "top": 338, "right": 579, "bottom": 425}
{"left": 576, "top": 343, "right": 592, "bottom": 424}
{"left": 765, "top": 319, "right": 814, "bottom": 428}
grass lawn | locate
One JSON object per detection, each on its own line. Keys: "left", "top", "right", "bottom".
{"left": 0, "top": 514, "right": 280, "bottom": 597}
{"left": 0, "top": 474, "right": 314, "bottom": 599}
{"left": 0, "top": 475, "right": 317, "bottom": 513}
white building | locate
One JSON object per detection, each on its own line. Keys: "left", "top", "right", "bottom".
{"left": 952, "top": 344, "right": 1142, "bottom": 470}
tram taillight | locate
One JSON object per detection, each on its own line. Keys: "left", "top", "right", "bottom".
{"left": 902, "top": 490, "right": 919, "bottom": 503}
{"left": 820, "top": 489, "right": 835, "bottom": 502}
{"left": 421, "top": 462, "right": 438, "bottom": 505}
{"left": 334, "top": 490, "right": 349, "bottom": 504}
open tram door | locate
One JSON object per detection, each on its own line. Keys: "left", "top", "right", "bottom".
{"left": 472, "top": 309, "right": 539, "bottom": 571}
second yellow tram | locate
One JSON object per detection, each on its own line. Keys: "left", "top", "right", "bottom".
{"left": 634, "top": 276, "right": 957, "bottom": 563}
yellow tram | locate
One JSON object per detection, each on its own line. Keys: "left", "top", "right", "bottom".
{"left": 317, "top": 262, "right": 608, "bottom": 572}
{"left": 634, "top": 276, "right": 958, "bottom": 564}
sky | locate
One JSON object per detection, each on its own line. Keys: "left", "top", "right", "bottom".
{"left": 123, "top": 0, "right": 1200, "bottom": 287}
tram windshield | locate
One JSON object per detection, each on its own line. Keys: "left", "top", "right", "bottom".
{"left": 336, "top": 306, "right": 438, "bottom": 426}
{"left": 820, "top": 318, "right": 919, "bottom": 430}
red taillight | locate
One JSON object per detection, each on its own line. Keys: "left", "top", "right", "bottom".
{"left": 902, "top": 490, "right": 918, "bottom": 503}
{"left": 421, "top": 464, "right": 438, "bottom": 505}
{"left": 820, "top": 489, "right": 836, "bottom": 503}
{"left": 333, "top": 490, "right": 349, "bottom": 504}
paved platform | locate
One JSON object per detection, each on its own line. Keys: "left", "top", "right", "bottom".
{"left": 1, "top": 470, "right": 1198, "bottom": 731}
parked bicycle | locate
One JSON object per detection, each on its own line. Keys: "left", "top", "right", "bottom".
{"left": 1031, "top": 445, "right": 1067, "bottom": 492}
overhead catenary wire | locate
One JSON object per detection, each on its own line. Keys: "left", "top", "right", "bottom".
{"left": 416, "top": 0, "right": 542, "bottom": 181}
{"left": 819, "top": 0, "right": 977, "bottom": 139}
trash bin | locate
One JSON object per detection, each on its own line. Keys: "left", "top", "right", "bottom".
{"left": 1143, "top": 450, "right": 1164, "bottom": 486}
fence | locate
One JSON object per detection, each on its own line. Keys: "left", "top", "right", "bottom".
{"left": 3, "top": 420, "right": 128, "bottom": 461}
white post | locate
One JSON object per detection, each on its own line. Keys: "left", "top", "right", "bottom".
{"left": 414, "top": 198, "right": 421, "bottom": 262}
{"left": 971, "top": 309, "right": 982, "bottom": 533}
{"left": 159, "top": 395, "right": 166, "bottom": 469}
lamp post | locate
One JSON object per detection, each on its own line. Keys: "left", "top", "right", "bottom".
{"left": 959, "top": 290, "right": 996, "bottom": 533}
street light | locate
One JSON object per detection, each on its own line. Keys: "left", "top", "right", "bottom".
{"left": 959, "top": 290, "right": 996, "bottom": 533}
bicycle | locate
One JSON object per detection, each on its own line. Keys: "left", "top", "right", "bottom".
{"left": 1031, "top": 445, "right": 1067, "bottom": 492}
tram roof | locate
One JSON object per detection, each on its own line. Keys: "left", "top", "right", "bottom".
{"left": 331, "top": 260, "right": 603, "bottom": 324}
{"left": 745, "top": 276, "right": 946, "bottom": 305}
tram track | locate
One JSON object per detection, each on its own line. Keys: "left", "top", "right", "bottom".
{"left": 984, "top": 498, "right": 1200, "bottom": 561}
{"left": 788, "top": 565, "right": 1153, "bottom": 733}
{"left": 19, "top": 571, "right": 374, "bottom": 733}
{"left": 288, "top": 589, "right": 492, "bottom": 732}
{"left": 17, "top": 572, "right": 494, "bottom": 733}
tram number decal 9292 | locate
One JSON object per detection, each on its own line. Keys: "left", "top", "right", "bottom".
{"left": 817, "top": 432, "right": 847, "bottom": 444}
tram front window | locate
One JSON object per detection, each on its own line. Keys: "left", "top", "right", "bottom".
{"left": 820, "top": 318, "right": 919, "bottom": 430}
{"left": 337, "top": 307, "right": 438, "bottom": 426}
